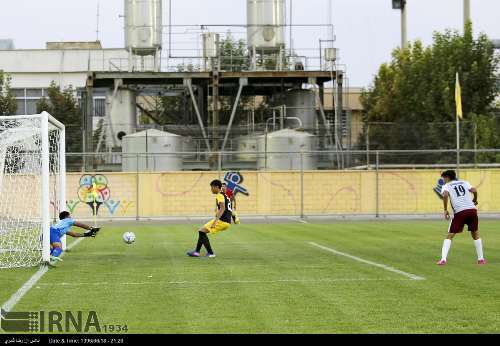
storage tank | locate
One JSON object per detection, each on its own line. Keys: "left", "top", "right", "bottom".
{"left": 257, "top": 129, "right": 317, "bottom": 170}
{"left": 202, "top": 32, "right": 219, "bottom": 70}
{"left": 181, "top": 136, "right": 198, "bottom": 160}
{"left": 247, "top": 0, "right": 285, "bottom": 52}
{"left": 285, "top": 89, "right": 317, "bottom": 130}
{"left": 203, "top": 33, "right": 219, "bottom": 58}
{"left": 235, "top": 135, "right": 259, "bottom": 162}
{"left": 182, "top": 136, "right": 197, "bottom": 152}
{"left": 122, "top": 129, "right": 183, "bottom": 172}
{"left": 106, "top": 89, "right": 137, "bottom": 148}
{"left": 124, "top": 0, "right": 162, "bottom": 56}
{"left": 324, "top": 48, "right": 337, "bottom": 62}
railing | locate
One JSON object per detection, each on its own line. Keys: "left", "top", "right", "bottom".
{"left": 105, "top": 55, "right": 334, "bottom": 73}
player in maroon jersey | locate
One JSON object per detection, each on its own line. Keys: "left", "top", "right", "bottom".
{"left": 438, "top": 170, "right": 486, "bottom": 266}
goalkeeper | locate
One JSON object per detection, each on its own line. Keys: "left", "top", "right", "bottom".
{"left": 49, "top": 211, "right": 100, "bottom": 264}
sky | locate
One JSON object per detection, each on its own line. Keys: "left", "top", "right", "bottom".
{"left": 0, "top": 0, "right": 499, "bottom": 87}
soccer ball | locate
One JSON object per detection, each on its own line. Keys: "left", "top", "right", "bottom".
{"left": 122, "top": 232, "right": 136, "bottom": 244}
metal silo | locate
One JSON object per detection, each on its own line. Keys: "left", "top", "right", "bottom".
{"left": 122, "top": 129, "right": 183, "bottom": 172}
{"left": 124, "top": 0, "right": 162, "bottom": 56}
{"left": 285, "top": 89, "right": 317, "bottom": 131}
{"left": 247, "top": 0, "right": 285, "bottom": 52}
{"left": 257, "top": 129, "right": 317, "bottom": 170}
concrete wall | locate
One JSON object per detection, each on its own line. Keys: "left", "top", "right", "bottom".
{"left": 5, "top": 73, "right": 88, "bottom": 90}
{"left": 0, "top": 49, "right": 128, "bottom": 73}
{"left": 53, "top": 169, "right": 500, "bottom": 219}
{"left": 0, "top": 49, "right": 129, "bottom": 90}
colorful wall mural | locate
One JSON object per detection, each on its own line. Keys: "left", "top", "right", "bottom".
{"left": 58, "top": 169, "right": 500, "bottom": 219}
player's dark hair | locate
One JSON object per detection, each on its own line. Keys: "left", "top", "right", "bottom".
{"left": 441, "top": 170, "right": 457, "bottom": 181}
{"left": 59, "top": 211, "right": 71, "bottom": 220}
{"left": 210, "top": 180, "right": 223, "bottom": 189}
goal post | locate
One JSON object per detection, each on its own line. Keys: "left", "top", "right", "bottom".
{"left": 0, "top": 112, "right": 66, "bottom": 268}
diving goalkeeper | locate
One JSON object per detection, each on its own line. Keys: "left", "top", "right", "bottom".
{"left": 49, "top": 211, "right": 101, "bottom": 265}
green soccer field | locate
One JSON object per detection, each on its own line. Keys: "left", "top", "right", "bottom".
{"left": 1, "top": 220, "right": 499, "bottom": 334}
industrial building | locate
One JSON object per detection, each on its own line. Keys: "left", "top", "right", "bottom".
{"left": 0, "top": 0, "right": 361, "bottom": 172}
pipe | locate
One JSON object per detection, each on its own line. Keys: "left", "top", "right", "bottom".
{"left": 169, "top": 0, "right": 172, "bottom": 57}
{"left": 185, "top": 79, "right": 211, "bottom": 152}
{"left": 221, "top": 79, "right": 246, "bottom": 151}
{"left": 290, "top": 0, "right": 293, "bottom": 56}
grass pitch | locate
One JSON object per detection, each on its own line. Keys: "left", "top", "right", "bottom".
{"left": 1, "top": 220, "right": 499, "bottom": 334}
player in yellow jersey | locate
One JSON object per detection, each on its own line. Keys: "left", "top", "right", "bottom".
{"left": 187, "top": 180, "right": 232, "bottom": 258}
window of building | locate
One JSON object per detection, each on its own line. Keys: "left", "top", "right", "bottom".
{"left": 12, "top": 87, "right": 106, "bottom": 117}
{"left": 94, "top": 97, "right": 106, "bottom": 117}
{"left": 12, "top": 88, "right": 47, "bottom": 115}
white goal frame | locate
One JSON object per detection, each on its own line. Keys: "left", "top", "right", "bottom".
{"left": 0, "top": 112, "right": 66, "bottom": 265}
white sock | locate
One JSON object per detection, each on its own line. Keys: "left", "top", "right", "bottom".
{"left": 441, "top": 239, "right": 452, "bottom": 261}
{"left": 474, "top": 239, "right": 484, "bottom": 261}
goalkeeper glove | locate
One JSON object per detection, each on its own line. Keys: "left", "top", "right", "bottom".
{"left": 83, "top": 228, "right": 101, "bottom": 238}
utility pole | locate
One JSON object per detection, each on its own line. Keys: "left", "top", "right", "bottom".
{"left": 464, "top": 0, "right": 471, "bottom": 31}
{"left": 212, "top": 70, "right": 220, "bottom": 153}
{"left": 401, "top": 1, "right": 407, "bottom": 50}
{"left": 392, "top": 0, "right": 408, "bottom": 50}
{"left": 96, "top": 3, "right": 100, "bottom": 41}
{"left": 326, "top": 0, "right": 333, "bottom": 45}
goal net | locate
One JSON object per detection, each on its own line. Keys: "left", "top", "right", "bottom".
{"left": 0, "top": 112, "right": 66, "bottom": 268}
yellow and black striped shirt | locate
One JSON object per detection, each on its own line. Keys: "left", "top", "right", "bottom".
{"left": 216, "top": 193, "right": 233, "bottom": 224}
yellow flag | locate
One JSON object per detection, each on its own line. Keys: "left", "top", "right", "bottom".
{"left": 455, "top": 73, "right": 463, "bottom": 120}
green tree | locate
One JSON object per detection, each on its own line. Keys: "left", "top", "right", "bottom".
{"left": 219, "top": 32, "right": 248, "bottom": 71}
{"left": 0, "top": 71, "right": 17, "bottom": 115}
{"left": 37, "top": 81, "right": 83, "bottom": 154}
{"left": 361, "top": 23, "right": 499, "bottom": 162}
{"left": 159, "top": 92, "right": 187, "bottom": 125}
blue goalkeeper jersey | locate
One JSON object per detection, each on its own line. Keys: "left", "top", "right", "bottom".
{"left": 50, "top": 218, "right": 75, "bottom": 238}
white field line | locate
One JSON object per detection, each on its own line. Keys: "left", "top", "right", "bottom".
{"left": 286, "top": 217, "right": 308, "bottom": 224}
{"left": 308, "top": 242, "right": 426, "bottom": 281}
{"left": 2, "top": 238, "right": 84, "bottom": 312}
{"left": 36, "top": 277, "right": 416, "bottom": 287}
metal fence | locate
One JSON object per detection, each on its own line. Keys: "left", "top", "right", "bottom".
{"left": 76, "top": 120, "right": 500, "bottom": 162}
{"left": 66, "top": 149, "right": 500, "bottom": 173}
